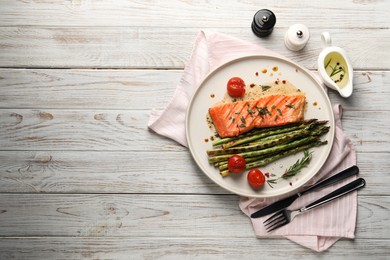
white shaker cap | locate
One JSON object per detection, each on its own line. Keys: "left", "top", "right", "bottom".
{"left": 284, "top": 24, "right": 310, "bottom": 51}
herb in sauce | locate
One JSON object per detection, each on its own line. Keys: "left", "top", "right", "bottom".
{"left": 325, "top": 57, "right": 347, "bottom": 86}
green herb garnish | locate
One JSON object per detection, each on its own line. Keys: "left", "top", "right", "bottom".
{"left": 277, "top": 108, "right": 283, "bottom": 116}
{"left": 247, "top": 104, "right": 255, "bottom": 117}
{"left": 325, "top": 58, "right": 332, "bottom": 69}
{"left": 327, "top": 60, "right": 345, "bottom": 77}
{"left": 261, "top": 85, "right": 272, "bottom": 92}
{"left": 267, "top": 150, "right": 313, "bottom": 188}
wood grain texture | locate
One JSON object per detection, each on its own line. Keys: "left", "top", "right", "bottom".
{"left": 0, "top": 151, "right": 388, "bottom": 195}
{"left": 0, "top": 109, "right": 181, "bottom": 151}
{"left": 0, "top": 151, "right": 390, "bottom": 196}
{"left": 0, "top": 108, "right": 388, "bottom": 152}
{"left": 1, "top": 69, "right": 389, "bottom": 110}
{"left": 0, "top": 27, "right": 388, "bottom": 69}
{"left": 0, "top": 69, "right": 183, "bottom": 110}
{"left": 0, "top": 0, "right": 389, "bottom": 258}
{"left": 0, "top": 194, "right": 388, "bottom": 239}
{"left": 0, "top": 237, "right": 388, "bottom": 260}
{"left": 0, "top": 0, "right": 388, "bottom": 28}
{"left": 0, "top": 151, "right": 224, "bottom": 194}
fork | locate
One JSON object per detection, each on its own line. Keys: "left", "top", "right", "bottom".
{"left": 264, "top": 178, "right": 366, "bottom": 232}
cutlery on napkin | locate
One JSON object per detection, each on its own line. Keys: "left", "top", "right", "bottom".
{"left": 251, "top": 165, "right": 359, "bottom": 218}
{"left": 263, "top": 178, "right": 365, "bottom": 232}
{"left": 148, "top": 30, "right": 357, "bottom": 252}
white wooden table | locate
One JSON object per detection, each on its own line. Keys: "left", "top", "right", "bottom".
{"left": 0, "top": 1, "right": 389, "bottom": 259}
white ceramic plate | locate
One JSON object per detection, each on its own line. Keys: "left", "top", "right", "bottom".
{"left": 186, "top": 55, "right": 335, "bottom": 198}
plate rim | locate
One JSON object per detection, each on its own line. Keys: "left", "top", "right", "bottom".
{"left": 185, "top": 54, "right": 335, "bottom": 198}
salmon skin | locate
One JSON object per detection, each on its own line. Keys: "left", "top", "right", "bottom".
{"left": 209, "top": 94, "right": 306, "bottom": 138}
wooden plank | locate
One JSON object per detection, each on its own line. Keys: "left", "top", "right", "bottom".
{"left": 0, "top": 194, "right": 388, "bottom": 239}
{"left": 0, "top": 151, "right": 225, "bottom": 194}
{"left": 1, "top": 69, "right": 389, "bottom": 111}
{"left": 0, "top": 1, "right": 387, "bottom": 259}
{"left": 0, "top": 109, "right": 183, "bottom": 151}
{"left": 0, "top": 69, "right": 183, "bottom": 110}
{"left": 0, "top": 27, "right": 389, "bottom": 69}
{"left": 0, "top": 108, "right": 388, "bottom": 152}
{"left": 0, "top": 0, "right": 388, "bottom": 28}
{"left": 0, "top": 237, "right": 388, "bottom": 260}
{"left": 327, "top": 71, "right": 390, "bottom": 110}
{"left": 0, "top": 151, "right": 387, "bottom": 195}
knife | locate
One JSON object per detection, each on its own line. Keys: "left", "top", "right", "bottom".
{"left": 250, "top": 165, "right": 359, "bottom": 218}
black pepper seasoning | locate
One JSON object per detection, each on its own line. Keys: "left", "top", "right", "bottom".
{"left": 251, "top": 9, "right": 276, "bottom": 38}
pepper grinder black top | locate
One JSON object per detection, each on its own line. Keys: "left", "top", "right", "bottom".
{"left": 251, "top": 9, "right": 276, "bottom": 38}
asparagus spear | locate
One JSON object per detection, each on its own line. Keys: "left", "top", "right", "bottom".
{"left": 208, "top": 135, "right": 320, "bottom": 164}
{"left": 208, "top": 130, "right": 303, "bottom": 156}
{"left": 207, "top": 125, "right": 329, "bottom": 156}
{"left": 221, "top": 124, "right": 305, "bottom": 149}
{"left": 218, "top": 154, "right": 270, "bottom": 171}
{"left": 211, "top": 119, "right": 318, "bottom": 147}
{"left": 245, "top": 141, "right": 327, "bottom": 169}
{"left": 221, "top": 120, "right": 327, "bottom": 149}
{"left": 220, "top": 141, "right": 327, "bottom": 177}
{"left": 216, "top": 125, "right": 329, "bottom": 170}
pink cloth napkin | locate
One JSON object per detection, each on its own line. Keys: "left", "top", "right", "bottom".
{"left": 148, "top": 31, "right": 357, "bottom": 252}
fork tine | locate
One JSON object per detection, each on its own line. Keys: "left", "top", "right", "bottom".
{"left": 263, "top": 210, "right": 289, "bottom": 232}
{"left": 263, "top": 210, "right": 283, "bottom": 225}
{"left": 264, "top": 214, "right": 284, "bottom": 229}
{"left": 266, "top": 219, "right": 288, "bottom": 232}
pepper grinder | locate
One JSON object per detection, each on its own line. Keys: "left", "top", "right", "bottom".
{"left": 251, "top": 9, "right": 276, "bottom": 38}
{"left": 284, "top": 24, "right": 310, "bottom": 51}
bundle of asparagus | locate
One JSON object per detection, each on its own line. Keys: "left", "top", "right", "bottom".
{"left": 207, "top": 119, "right": 330, "bottom": 177}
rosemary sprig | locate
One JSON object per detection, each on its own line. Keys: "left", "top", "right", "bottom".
{"left": 325, "top": 58, "right": 332, "bottom": 69}
{"left": 282, "top": 150, "right": 313, "bottom": 178}
{"left": 325, "top": 58, "right": 345, "bottom": 78}
{"left": 329, "top": 65, "right": 345, "bottom": 77}
{"left": 266, "top": 150, "right": 313, "bottom": 188}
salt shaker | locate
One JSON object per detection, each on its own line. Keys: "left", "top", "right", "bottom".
{"left": 284, "top": 24, "right": 310, "bottom": 51}
{"left": 251, "top": 9, "right": 276, "bottom": 38}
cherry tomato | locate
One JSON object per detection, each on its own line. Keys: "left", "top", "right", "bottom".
{"left": 227, "top": 77, "right": 246, "bottom": 98}
{"left": 227, "top": 155, "right": 246, "bottom": 174}
{"left": 247, "top": 168, "right": 265, "bottom": 189}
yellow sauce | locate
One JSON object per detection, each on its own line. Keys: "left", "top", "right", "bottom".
{"left": 324, "top": 52, "right": 349, "bottom": 88}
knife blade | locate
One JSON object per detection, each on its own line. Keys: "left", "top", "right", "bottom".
{"left": 250, "top": 165, "right": 359, "bottom": 218}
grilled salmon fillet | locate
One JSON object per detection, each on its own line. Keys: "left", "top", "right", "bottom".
{"left": 209, "top": 94, "right": 306, "bottom": 138}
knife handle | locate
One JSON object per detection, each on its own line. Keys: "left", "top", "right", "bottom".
{"left": 302, "top": 178, "right": 365, "bottom": 212}
{"left": 300, "top": 165, "right": 359, "bottom": 196}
